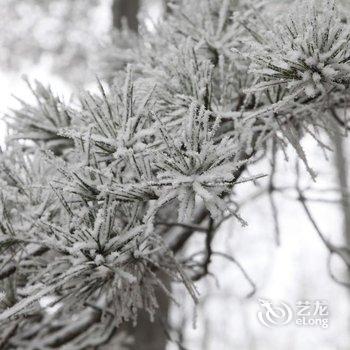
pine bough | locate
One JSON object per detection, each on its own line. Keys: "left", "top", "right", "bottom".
{"left": 1, "top": 0, "right": 350, "bottom": 348}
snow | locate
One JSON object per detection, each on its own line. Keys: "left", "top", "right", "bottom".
{"left": 1, "top": 0, "right": 350, "bottom": 349}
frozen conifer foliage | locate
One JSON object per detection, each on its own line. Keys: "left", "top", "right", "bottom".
{"left": 247, "top": 0, "right": 350, "bottom": 98}
{"left": 1, "top": 0, "right": 350, "bottom": 348}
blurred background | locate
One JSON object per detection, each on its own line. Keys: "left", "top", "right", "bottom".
{"left": 0, "top": 1, "right": 350, "bottom": 349}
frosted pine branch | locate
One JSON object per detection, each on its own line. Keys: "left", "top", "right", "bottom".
{"left": 1, "top": 0, "right": 350, "bottom": 348}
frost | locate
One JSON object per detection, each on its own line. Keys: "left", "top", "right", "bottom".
{"left": 245, "top": 0, "right": 350, "bottom": 98}
{"left": 0, "top": 0, "right": 349, "bottom": 347}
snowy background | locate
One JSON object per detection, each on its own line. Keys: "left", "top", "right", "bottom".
{"left": 0, "top": 1, "right": 349, "bottom": 349}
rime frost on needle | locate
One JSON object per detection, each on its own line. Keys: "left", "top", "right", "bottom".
{"left": 153, "top": 102, "right": 258, "bottom": 223}
{"left": 247, "top": 0, "right": 350, "bottom": 98}
{"left": 1, "top": 0, "right": 350, "bottom": 348}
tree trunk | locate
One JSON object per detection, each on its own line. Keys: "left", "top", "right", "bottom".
{"left": 101, "top": 273, "right": 171, "bottom": 350}
{"left": 119, "top": 275, "right": 171, "bottom": 350}
{"left": 331, "top": 125, "right": 350, "bottom": 268}
{"left": 108, "top": 2, "right": 171, "bottom": 350}
{"left": 112, "top": 0, "right": 140, "bottom": 31}
{"left": 331, "top": 122, "right": 350, "bottom": 340}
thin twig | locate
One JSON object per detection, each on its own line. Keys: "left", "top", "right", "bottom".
{"left": 268, "top": 139, "right": 281, "bottom": 245}
{"left": 212, "top": 251, "right": 257, "bottom": 298}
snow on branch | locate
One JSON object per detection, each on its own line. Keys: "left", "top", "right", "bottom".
{"left": 1, "top": 0, "right": 350, "bottom": 347}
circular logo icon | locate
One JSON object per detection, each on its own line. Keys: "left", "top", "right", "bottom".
{"left": 257, "top": 298, "right": 293, "bottom": 327}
